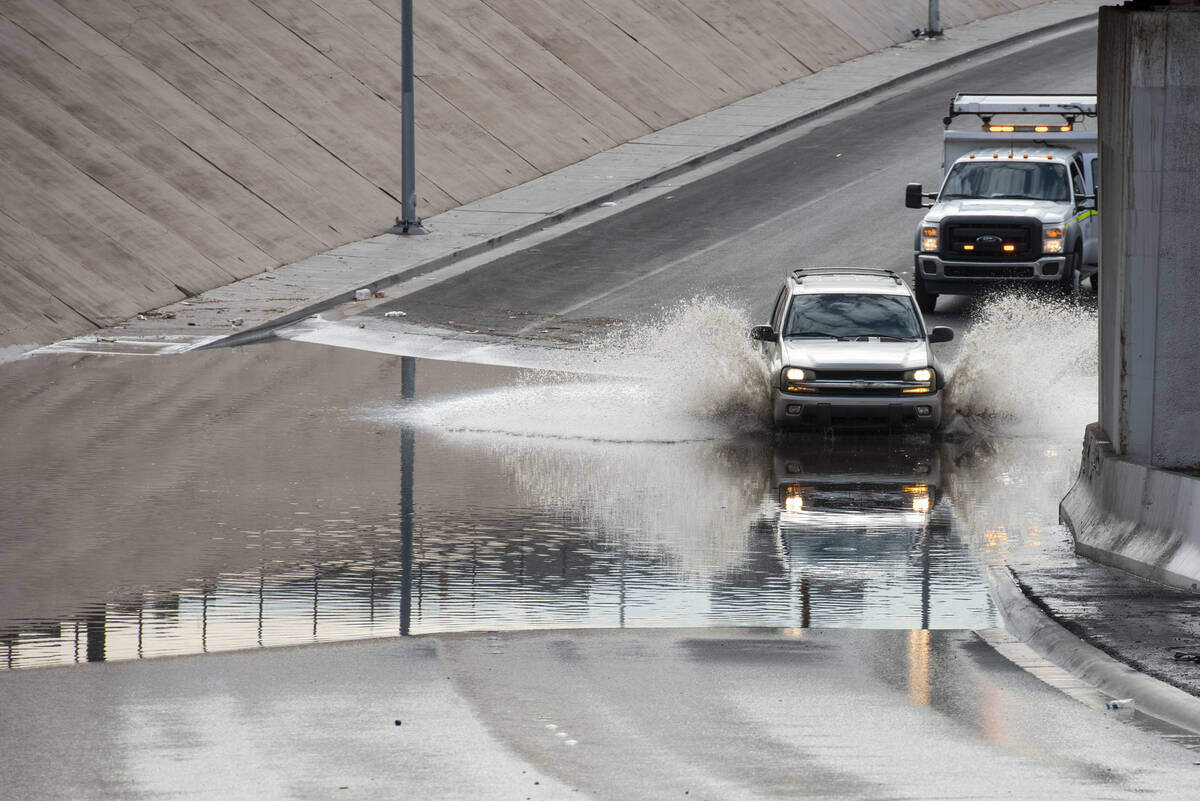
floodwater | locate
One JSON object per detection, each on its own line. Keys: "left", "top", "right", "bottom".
{"left": 0, "top": 295, "right": 1097, "bottom": 670}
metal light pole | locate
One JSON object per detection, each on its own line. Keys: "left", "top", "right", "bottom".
{"left": 398, "top": 0, "right": 421, "bottom": 233}
{"left": 928, "top": 0, "right": 942, "bottom": 37}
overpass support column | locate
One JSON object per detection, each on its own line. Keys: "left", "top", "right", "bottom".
{"left": 1061, "top": 3, "right": 1200, "bottom": 592}
{"left": 1097, "top": 2, "right": 1200, "bottom": 466}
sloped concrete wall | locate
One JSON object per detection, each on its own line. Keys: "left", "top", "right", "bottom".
{"left": 0, "top": 0, "right": 1050, "bottom": 347}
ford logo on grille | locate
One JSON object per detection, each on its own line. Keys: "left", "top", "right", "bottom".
{"left": 976, "top": 234, "right": 1003, "bottom": 246}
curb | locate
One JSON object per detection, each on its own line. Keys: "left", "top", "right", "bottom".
{"left": 986, "top": 564, "right": 1200, "bottom": 735}
{"left": 198, "top": 9, "right": 1100, "bottom": 351}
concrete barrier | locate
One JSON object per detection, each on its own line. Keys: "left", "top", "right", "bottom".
{"left": 0, "top": 0, "right": 1055, "bottom": 348}
{"left": 1061, "top": 424, "right": 1200, "bottom": 593}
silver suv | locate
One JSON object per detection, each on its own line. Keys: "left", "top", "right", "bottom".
{"left": 750, "top": 268, "right": 954, "bottom": 431}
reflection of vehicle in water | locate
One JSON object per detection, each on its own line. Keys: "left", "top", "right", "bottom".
{"left": 770, "top": 436, "right": 974, "bottom": 629}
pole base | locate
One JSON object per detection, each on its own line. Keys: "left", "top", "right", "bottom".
{"left": 390, "top": 217, "right": 426, "bottom": 235}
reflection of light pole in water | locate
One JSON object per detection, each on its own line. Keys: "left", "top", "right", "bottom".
{"left": 800, "top": 577, "right": 811, "bottom": 628}
{"left": 85, "top": 608, "right": 105, "bottom": 663}
{"left": 921, "top": 524, "right": 932, "bottom": 630}
{"left": 312, "top": 564, "right": 319, "bottom": 637}
{"left": 258, "top": 570, "right": 265, "bottom": 647}
{"left": 618, "top": 531, "right": 626, "bottom": 628}
{"left": 400, "top": 356, "right": 416, "bottom": 635}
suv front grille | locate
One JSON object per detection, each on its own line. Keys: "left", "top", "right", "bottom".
{"left": 812, "top": 370, "right": 904, "bottom": 381}
{"left": 804, "top": 374, "right": 914, "bottom": 397}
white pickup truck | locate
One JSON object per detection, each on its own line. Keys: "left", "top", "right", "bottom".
{"left": 905, "top": 94, "right": 1098, "bottom": 312}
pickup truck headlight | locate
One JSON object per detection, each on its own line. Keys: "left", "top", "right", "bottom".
{"left": 920, "top": 226, "right": 939, "bottom": 253}
{"left": 1043, "top": 226, "right": 1065, "bottom": 254}
{"left": 902, "top": 367, "right": 935, "bottom": 394}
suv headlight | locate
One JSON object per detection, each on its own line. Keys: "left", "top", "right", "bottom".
{"left": 1043, "top": 226, "right": 1065, "bottom": 254}
{"left": 920, "top": 226, "right": 939, "bottom": 253}
{"left": 902, "top": 367, "right": 935, "bottom": 394}
{"left": 781, "top": 367, "right": 815, "bottom": 393}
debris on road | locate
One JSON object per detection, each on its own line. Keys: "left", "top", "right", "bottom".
{"left": 385, "top": 311, "right": 406, "bottom": 318}
{"left": 354, "top": 288, "right": 371, "bottom": 301}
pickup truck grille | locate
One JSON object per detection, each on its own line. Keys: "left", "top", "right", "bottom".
{"left": 943, "top": 217, "right": 1039, "bottom": 262}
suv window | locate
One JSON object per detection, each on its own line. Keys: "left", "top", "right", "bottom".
{"left": 771, "top": 286, "right": 789, "bottom": 330}
{"left": 785, "top": 294, "right": 922, "bottom": 341}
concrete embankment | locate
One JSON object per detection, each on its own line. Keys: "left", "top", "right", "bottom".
{"left": 1062, "top": 424, "right": 1200, "bottom": 593}
{"left": 0, "top": 0, "right": 1055, "bottom": 348}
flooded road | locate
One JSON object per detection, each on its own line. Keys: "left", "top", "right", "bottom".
{"left": 0, "top": 293, "right": 1094, "bottom": 671}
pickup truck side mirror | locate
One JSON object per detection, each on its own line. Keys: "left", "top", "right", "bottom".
{"left": 1076, "top": 195, "right": 1097, "bottom": 211}
{"left": 750, "top": 325, "right": 777, "bottom": 343}
{"left": 906, "top": 183, "right": 936, "bottom": 209}
{"left": 905, "top": 183, "right": 925, "bottom": 209}
{"left": 928, "top": 326, "right": 954, "bottom": 343}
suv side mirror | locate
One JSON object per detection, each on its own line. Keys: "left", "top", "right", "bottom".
{"left": 906, "top": 183, "right": 926, "bottom": 209}
{"left": 928, "top": 326, "right": 954, "bottom": 343}
{"left": 750, "top": 325, "right": 777, "bottom": 342}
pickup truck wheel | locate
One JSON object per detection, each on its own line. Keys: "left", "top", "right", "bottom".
{"left": 1061, "top": 246, "right": 1083, "bottom": 299}
{"left": 914, "top": 273, "right": 937, "bottom": 313}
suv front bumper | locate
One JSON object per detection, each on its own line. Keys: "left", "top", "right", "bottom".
{"left": 915, "top": 254, "right": 1067, "bottom": 294}
{"left": 773, "top": 390, "right": 943, "bottom": 430}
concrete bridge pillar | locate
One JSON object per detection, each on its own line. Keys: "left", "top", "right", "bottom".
{"left": 1061, "top": 2, "right": 1200, "bottom": 592}
{"left": 1097, "top": 2, "right": 1200, "bottom": 468}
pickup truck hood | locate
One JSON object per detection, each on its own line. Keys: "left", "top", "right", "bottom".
{"left": 780, "top": 340, "right": 931, "bottom": 371}
{"left": 925, "top": 198, "right": 1069, "bottom": 224}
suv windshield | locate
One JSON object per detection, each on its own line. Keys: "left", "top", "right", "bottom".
{"left": 785, "top": 294, "right": 922, "bottom": 340}
{"left": 940, "top": 161, "right": 1069, "bottom": 202}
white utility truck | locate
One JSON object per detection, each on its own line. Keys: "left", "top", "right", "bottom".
{"left": 904, "top": 94, "right": 1098, "bottom": 311}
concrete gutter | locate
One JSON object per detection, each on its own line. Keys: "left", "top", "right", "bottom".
{"left": 987, "top": 563, "right": 1200, "bottom": 735}
{"left": 1061, "top": 423, "right": 1200, "bottom": 593}
{"left": 30, "top": 0, "right": 1105, "bottom": 358}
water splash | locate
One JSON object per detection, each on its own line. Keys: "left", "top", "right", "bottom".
{"left": 944, "top": 293, "right": 1097, "bottom": 437}
{"left": 396, "top": 297, "right": 771, "bottom": 443}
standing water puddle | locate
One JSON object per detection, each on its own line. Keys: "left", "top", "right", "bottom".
{"left": 0, "top": 296, "right": 1095, "bottom": 669}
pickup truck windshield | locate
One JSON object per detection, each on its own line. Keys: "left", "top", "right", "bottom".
{"left": 940, "top": 161, "right": 1069, "bottom": 202}
{"left": 785, "top": 294, "right": 922, "bottom": 340}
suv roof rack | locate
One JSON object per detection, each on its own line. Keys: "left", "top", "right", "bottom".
{"left": 791, "top": 267, "right": 903, "bottom": 285}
